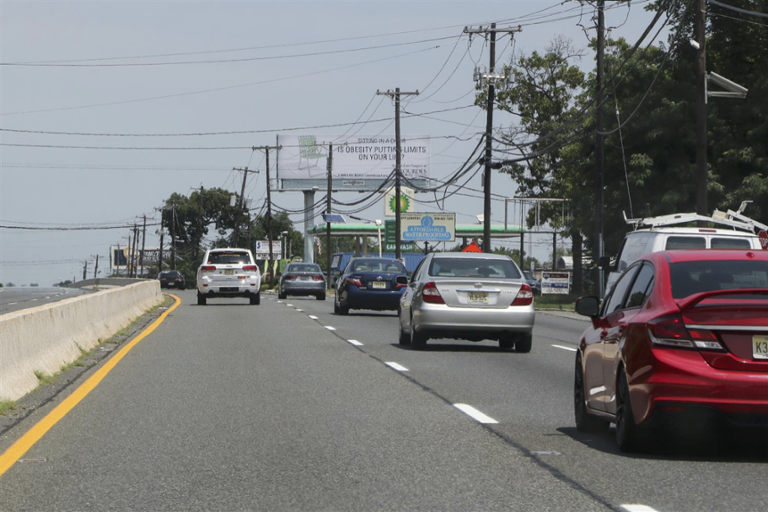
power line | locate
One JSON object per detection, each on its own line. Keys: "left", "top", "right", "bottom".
{"left": 709, "top": 0, "right": 768, "bottom": 20}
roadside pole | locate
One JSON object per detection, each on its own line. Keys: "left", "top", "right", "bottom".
{"left": 326, "top": 144, "right": 333, "bottom": 291}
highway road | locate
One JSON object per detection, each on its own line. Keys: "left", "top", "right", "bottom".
{"left": 0, "top": 287, "right": 88, "bottom": 315}
{"left": 1, "top": 290, "right": 765, "bottom": 511}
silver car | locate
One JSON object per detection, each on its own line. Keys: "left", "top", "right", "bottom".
{"left": 278, "top": 263, "right": 326, "bottom": 300}
{"left": 398, "top": 252, "right": 535, "bottom": 351}
{"left": 196, "top": 248, "right": 262, "bottom": 305}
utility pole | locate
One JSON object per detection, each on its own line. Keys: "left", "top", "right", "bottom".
{"left": 170, "top": 202, "right": 176, "bottom": 271}
{"left": 377, "top": 88, "right": 419, "bottom": 259}
{"left": 93, "top": 254, "right": 99, "bottom": 279}
{"left": 131, "top": 223, "right": 139, "bottom": 278}
{"left": 695, "top": 0, "right": 707, "bottom": 218}
{"left": 326, "top": 144, "right": 333, "bottom": 290}
{"left": 139, "top": 215, "right": 147, "bottom": 278}
{"left": 83, "top": 260, "right": 88, "bottom": 281}
{"left": 158, "top": 226, "right": 164, "bottom": 274}
{"left": 465, "top": 24, "right": 522, "bottom": 253}
{"left": 252, "top": 145, "right": 281, "bottom": 285}
{"left": 196, "top": 186, "right": 204, "bottom": 262}
{"left": 232, "top": 168, "right": 252, "bottom": 247}
{"left": 595, "top": 1, "right": 606, "bottom": 296}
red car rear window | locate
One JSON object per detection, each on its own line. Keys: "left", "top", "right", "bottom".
{"left": 670, "top": 260, "right": 768, "bottom": 298}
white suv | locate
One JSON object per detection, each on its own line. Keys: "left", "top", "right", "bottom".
{"left": 196, "top": 248, "right": 262, "bottom": 305}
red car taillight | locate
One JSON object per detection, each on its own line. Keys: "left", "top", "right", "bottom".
{"left": 346, "top": 277, "right": 363, "bottom": 287}
{"left": 242, "top": 265, "right": 258, "bottom": 271}
{"left": 285, "top": 275, "right": 297, "bottom": 281}
{"left": 396, "top": 283, "right": 407, "bottom": 290}
{"left": 422, "top": 282, "right": 444, "bottom": 304}
{"left": 647, "top": 315, "right": 723, "bottom": 350}
{"left": 511, "top": 284, "right": 534, "bottom": 306}
{"left": 200, "top": 265, "right": 216, "bottom": 272}
{"left": 313, "top": 275, "right": 324, "bottom": 281}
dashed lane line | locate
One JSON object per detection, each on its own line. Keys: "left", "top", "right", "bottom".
{"left": 309, "top": 315, "right": 318, "bottom": 320}
{"left": 324, "top": 326, "right": 336, "bottom": 331}
{"left": 552, "top": 344, "right": 577, "bottom": 352}
{"left": 347, "top": 339, "right": 363, "bottom": 346}
{"left": 453, "top": 404, "right": 498, "bottom": 424}
{"left": 385, "top": 362, "right": 408, "bottom": 372}
{"left": 620, "top": 506, "right": 659, "bottom": 512}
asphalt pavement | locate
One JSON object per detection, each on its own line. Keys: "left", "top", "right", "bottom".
{"left": 0, "top": 287, "right": 88, "bottom": 315}
{"left": 0, "top": 290, "right": 765, "bottom": 511}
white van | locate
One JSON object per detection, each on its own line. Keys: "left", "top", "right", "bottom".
{"left": 604, "top": 203, "right": 768, "bottom": 294}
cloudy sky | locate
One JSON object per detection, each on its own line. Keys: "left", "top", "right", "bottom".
{"left": 1, "top": 0, "right": 663, "bottom": 286}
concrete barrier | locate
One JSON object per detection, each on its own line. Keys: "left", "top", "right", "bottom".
{"left": 0, "top": 281, "right": 163, "bottom": 401}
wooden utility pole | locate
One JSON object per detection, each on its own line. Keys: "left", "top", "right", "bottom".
{"left": 232, "top": 169, "right": 251, "bottom": 247}
{"left": 139, "top": 215, "right": 147, "bottom": 278}
{"left": 158, "top": 226, "right": 164, "bottom": 275}
{"left": 196, "top": 186, "right": 204, "bottom": 262}
{"left": 695, "top": 0, "right": 708, "bottom": 218}
{"left": 82, "top": 260, "right": 88, "bottom": 281}
{"left": 377, "top": 88, "right": 419, "bottom": 259}
{"left": 595, "top": 0, "right": 606, "bottom": 296}
{"left": 464, "top": 24, "right": 522, "bottom": 253}
{"left": 252, "top": 145, "right": 281, "bottom": 285}
{"left": 131, "top": 224, "right": 139, "bottom": 278}
{"left": 326, "top": 144, "right": 333, "bottom": 290}
{"left": 93, "top": 254, "right": 99, "bottom": 279}
{"left": 170, "top": 202, "right": 176, "bottom": 271}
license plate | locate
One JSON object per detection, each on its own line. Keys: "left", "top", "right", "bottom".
{"left": 372, "top": 281, "right": 387, "bottom": 289}
{"left": 300, "top": 276, "right": 311, "bottom": 281}
{"left": 468, "top": 292, "right": 488, "bottom": 303}
{"left": 753, "top": 335, "right": 768, "bottom": 360}
{"left": 225, "top": 269, "right": 234, "bottom": 275}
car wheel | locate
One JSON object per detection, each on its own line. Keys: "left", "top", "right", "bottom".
{"left": 197, "top": 293, "right": 207, "bottom": 306}
{"left": 250, "top": 293, "right": 260, "bottom": 305}
{"left": 398, "top": 312, "right": 410, "bottom": 346}
{"left": 317, "top": 293, "right": 326, "bottom": 301}
{"left": 410, "top": 316, "right": 427, "bottom": 349}
{"left": 616, "top": 371, "right": 646, "bottom": 452}
{"left": 334, "top": 295, "right": 341, "bottom": 314}
{"left": 514, "top": 333, "right": 533, "bottom": 353}
{"left": 574, "top": 356, "right": 609, "bottom": 433}
{"left": 499, "top": 335, "right": 515, "bottom": 351}
{"left": 278, "top": 290, "right": 286, "bottom": 300}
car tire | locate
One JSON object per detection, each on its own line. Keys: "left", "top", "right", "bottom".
{"left": 574, "top": 356, "right": 609, "bottom": 433}
{"left": 197, "top": 293, "right": 207, "bottom": 306}
{"left": 499, "top": 335, "right": 515, "bottom": 351}
{"left": 250, "top": 293, "right": 260, "bottom": 306}
{"left": 410, "top": 318, "right": 427, "bottom": 349}
{"left": 334, "top": 295, "right": 341, "bottom": 314}
{"left": 278, "top": 290, "right": 286, "bottom": 300}
{"left": 398, "top": 314, "right": 411, "bottom": 346}
{"left": 514, "top": 333, "right": 533, "bottom": 353}
{"left": 616, "top": 371, "right": 647, "bottom": 452}
{"left": 317, "top": 293, "right": 326, "bottom": 301}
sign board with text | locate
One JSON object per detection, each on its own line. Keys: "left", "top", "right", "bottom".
{"left": 541, "top": 272, "right": 570, "bottom": 295}
{"left": 401, "top": 213, "right": 455, "bottom": 242}
{"left": 254, "top": 240, "right": 282, "bottom": 259}
{"left": 384, "top": 220, "right": 414, "bottom": 251}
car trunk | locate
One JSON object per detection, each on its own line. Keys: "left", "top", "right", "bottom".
{"left": 432, "top": 279, "right": 522, "bottom": 309}
{"left": 208, "top": 264, "right": 250, "bottom": 285}
{"left": 285, "top": 271, "right": 322, "bottom": 283}
{"left": 683, "top": 303, "right": 768, "bottom": 372}
{"left": 354, "top": 272, "right": 401, "bottom": 292}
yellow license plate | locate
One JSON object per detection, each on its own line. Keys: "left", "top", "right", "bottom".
{"left": 225, "top": 269, "right": 234, "bottom": 275}
{"left": 468, "top": 292, "right": 488, "bottom": 303}
{"left": 753, "top": 335, "right": 768, "bottom": 360}
{"left": 372, "top": 281, "right": 387, "bottom": 289}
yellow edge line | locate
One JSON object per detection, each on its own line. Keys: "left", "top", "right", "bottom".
{"left": 0, "top": 293, "right": 181, "bottom": 477}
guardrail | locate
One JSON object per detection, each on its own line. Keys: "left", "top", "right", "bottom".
{"left": 0, "top": 281, "right": 163, "bottom": 401}
{"left": 66, "top": 278, "right": 149, "bottom": 289}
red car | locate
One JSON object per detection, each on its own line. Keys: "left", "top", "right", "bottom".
{"left": 574, "top": 250, "right": 768, "bottom": 451}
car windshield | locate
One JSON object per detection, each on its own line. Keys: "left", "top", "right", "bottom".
{"left": 350, "top": 259, "right": 406, "bottom": 273}
{"left": 207, "top": 252, "right": 251, "bottom": 265}
{"left": 670, "top": 260, "right": 768, "bottom": 299}
{"left": 429, "top": 258, "right": 521, "bottom": 279}
{"left": 288, "top": 264, "right": 321, "bottom": 273}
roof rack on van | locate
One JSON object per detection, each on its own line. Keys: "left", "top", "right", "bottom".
{"left": 623, "top": 201, "right": 767, "bottom": 233}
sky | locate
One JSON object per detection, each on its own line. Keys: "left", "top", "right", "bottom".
{"left": 0, "top": 0, "right": 665, "bottom": 286}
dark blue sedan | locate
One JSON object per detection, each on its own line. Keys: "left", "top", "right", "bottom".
{"left": 333, "top": 257, "right": 408, "bottom": 315}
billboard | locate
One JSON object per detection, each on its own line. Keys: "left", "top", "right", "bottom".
{"left": 541, "top": 272, "right": 571, "bottom": 295}
{"left": 111, "top": 246, "right": 168, "bottom": 270}
{"left": 277, "top": 135, "right": 430, "bottom": 190}
{"left": 401, "top": 213, "right": 455, "bottom": 242}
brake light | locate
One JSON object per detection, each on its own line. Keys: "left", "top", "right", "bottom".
{"left": 647, "top": 315, "right": 723, "bottom": 350}
{"left": 285, "top": 275, "right": 296, "bottom": 281}
{"left": 422, "top": 282, "right": 444, "bottom": 304}
{"left": 242, "top": 265, "right": 258, "bottom": 271}
{"left": 396, "top": 283, "right": 407, "bottom": 290}
{"left": 313, "top": 275, "right": 324, "bottom": 281}
{"left": 346, "top": 277, "right": 363, "bottom": 287}
{"left": 201, "top": 266, "right": 216, "bottom": 272}
{"left": 512, "top": 284, "right": 534, "bottom": 306}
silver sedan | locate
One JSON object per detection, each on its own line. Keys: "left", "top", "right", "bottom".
{"left": 398, "top": 252, "right": 535, "bottom": 351}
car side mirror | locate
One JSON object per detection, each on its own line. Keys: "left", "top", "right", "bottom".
{"left": 396, "top": 276, "right": 408, "bottom": 286}
{"left": 575, "top": 296, "right": 600, "bottom": 318}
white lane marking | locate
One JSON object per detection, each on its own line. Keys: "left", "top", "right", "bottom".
{"left": 324, "top": 326, "right": 336, "bottom": 331}
{"left": 309, "top": 315, "right": 318, "bottom": 320}
{"left": 552, "top": 344, "right": 577, "bottom": 352}
{"left": 295, "top": 309, "right": 303, "bottom": 312}
{"left": 286, "top": 303, "right": 293, "bottom": 307}
{"left": 385, "top": 362, "right": 408, "bottom": 372}
{"left": 31, "top": 299, "right": 38, "bottom": 302}
{"left": 453, "top": 404, "right": 498, "bottom": 424}
{"left": 277, "top": 301, "right": 283, "bottom": 303}
{"left": 45, "top": 296, "right": 51, "bottom": 299}
{"left": 347, "top": 339, "right": 363, "bottom": 346}
{"left": 621, "top": 506, "right": 659, "bottom": 512}
{"left": 8, "top": 302, "right": 18, "bottom": 305}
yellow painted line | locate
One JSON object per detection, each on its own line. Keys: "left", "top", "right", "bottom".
{"left": 0, "top": 293, "right": 181, "bottom": 477}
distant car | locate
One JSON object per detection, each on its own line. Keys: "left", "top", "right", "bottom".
{"left": 279, "top": 263, "right": 326, "bottom": 300}
{"left": 523, "top": 270, "right": 541, "bottom": 295}
{"left": 158, "top": 270, "right": 185, "bottom": 289}
{"left": 398, "top": 252, "right": 535, "bottom": 351}
{"left": 196, "top": 248, "right": 261, "bottom": 306}
{"left": 334, "top": 257, "right": 408, "bottom": 315}
{"left": 574, "top": 249, "right": 768, "bottom": 452}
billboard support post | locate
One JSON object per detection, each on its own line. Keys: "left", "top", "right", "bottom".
{"left": 303, "top": 190, "right": 315, "bottom": 264}
{"left": 326, "top": 144, "right": 333, "bottom": 291}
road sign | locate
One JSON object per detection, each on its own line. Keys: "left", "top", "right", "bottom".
{"left": 401, "top": 213, "right": 455, "bottom": 242}
{"left": 383, "top": 221, "right": 414, "bottom": 250}
{"left": 759, "top": 230, "right": 768, "bottom": 250}
{"left": 322, "top": 213, "right": 346, "bottom": 223}
{"left": 254, "top": 240, "right": 282, "bottom": 259}
{"left": 541, "top": 272, "right": 570, "bottom": 295}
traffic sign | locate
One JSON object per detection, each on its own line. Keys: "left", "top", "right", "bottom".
{"left": 759, "top": 230, "right": 768, "bottom": 250}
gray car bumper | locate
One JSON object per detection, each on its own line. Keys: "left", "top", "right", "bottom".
{"left": 413, "top": 303, "right": 535, "bottom": 334}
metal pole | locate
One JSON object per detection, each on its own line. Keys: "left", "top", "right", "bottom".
{"left": 266, "top": 150, "right": 274, "bottom": 286}
{"left": 303, "top": 190, "right": 315, "bottom": 264}
{"left": 483, "top": 23, "right": 497, "bottom": 253}
{"left": 695, "top": 0, "right": 708, "bottom": 218}
{"left": 139, "top": 215, "right": 147, "bottom": 277}
{"left": 395, "top": 90, "right": 402, "bottom": 260}
{"left": 595, "top": 1, "right": 606, "bottom": 296}
{"left": 326, "top": 144, "right": 333, "bottom": 290}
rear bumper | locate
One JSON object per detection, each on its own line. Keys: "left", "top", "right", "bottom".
{"left": 282, "top": 281, "right": 325, "bottom": 295}
{"left": 413, "top": 302, "right": 535, "bottom": 336}
{"left": 632, "top": 348, "right": 768, "bottom": 425}
{"left": 343, "top": 287, "right": 404, "bottom": 310}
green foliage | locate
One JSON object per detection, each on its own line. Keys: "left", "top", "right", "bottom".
{"left": 5, "top": 282, "right": 15, "bottom": 287}
{"left": 491, "top": 247, "right": 541, "bottom": 270}
{"left": 0, "top": 400, "right": 15, "bottom": 415}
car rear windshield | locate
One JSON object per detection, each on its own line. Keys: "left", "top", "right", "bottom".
{"left": 670, "top": 260, "right": 768, "bottom": 299}
{"left": 349, "top": 259, "right": 406, "bottom": 273}
{"left": 207, "top": 252, "right": 251, "bottom": 264}
{"left": 665, "top": 236, "right": 706, "bottom": 250}
{"left": 711, "top": 237, "right": 752, "bottom": 249}
{"left": 161, "top": 271, "right": 181, "bottom": 277}
{"left": 429, "top": 258, "right": 521, "bottom": 279}
{"left": 288, "top": 264, "right": 321, "bottom": 273}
